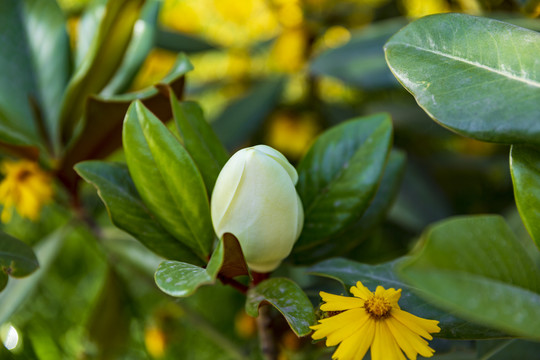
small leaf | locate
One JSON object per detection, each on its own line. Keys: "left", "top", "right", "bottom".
{"left": 75, "top": 161, "right": 203, "bottom": 265}
{"left": 171, "top": 94, "right": 229, "bottom": 194}
{"left": 123, "top": 101, "right": 214, "bottom": 259}
{"left": 212, "top": 77, "right": 285, "bottom": 151}
{"left": 292, "top": 150, "right": 405, "bottom": 263}
{"left": 219, "top": 233, "right": 249, "bottom": 279}
{"left": 0, "top": 232, "right": 39, "bottom": 278}
{"left": 385, "top": 14, "right": 540, "bottom": 145}
{"left": 308, "top": 258, "right": 507, "bottom": 339}
{"left": 311, "top": 18, "right": 406, "bottom": 89}
{"left": 155, "top": 241, "right": 224, "bottom": 297}
{"left": 156, "top": 28, "right": 217, "bottom": 53}
{"left": 246, "top": 278, "right": 315, "bottom": 337}
{"left": 510, "top": 145, "right": 540, "bottom": 249}
{"left": 400, "top": 215, "right": 540, "bottom": 339}
{"left": 59, "top": 0, "right": 145, "bottom": 144}
{"left": 57, "top": 54, "right": 192, "bottom": 192}
{"left": 294, "top": 114, "right": 392, "bottom": 252}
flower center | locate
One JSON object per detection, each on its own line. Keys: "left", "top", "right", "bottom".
{"left": 364, "top": 296, "right": 392, "bottom": 319}
{"left": 16, "top": 169, "right": 32, "bottom": 182}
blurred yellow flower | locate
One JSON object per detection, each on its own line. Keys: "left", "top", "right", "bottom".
{"left": 311, "top": 281, "right": 440, "bottom": 360}
{"left": 266, "top": 112, "right": 320, "bottom": 159}
{"left": 160, "top": 0, "right": 202, "bottom": 33}
{"left": 130, "top": 49, "right": 178, "bottom": 91}
{"left": 0, "top": 160, "right": 53, "bottom": 223}
{"left": 401, "top": 0, "right": 449, "bottom": 18}
{"left": 144, "top": 325, "right": 167, "bottom": 358}
{"left": 323, "top": 26, "right": 351, "bottom": 49}
{"left": 271, "top": 28, "right": 308, "bottom": 73}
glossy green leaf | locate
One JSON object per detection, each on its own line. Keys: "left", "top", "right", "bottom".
{"left": 156, "top": 28, "right": 217, "bottom": 53}
{"left": 510, "top": 145, "right": 540, "bottom": 249}
{"left": 309, "top": 258, "right": 507, "bottom": 339}
{"left": 0, "top": 227, "right": 65, "bottom": 324}
{"left": 477, "top": 339, "right": 540, "bottom": 360}
{"left": 294, "top": 114, "right": 392, "bottom": 252}
{"left": 0, "top": 0, "right": 40, "bottom": 146}
{"left": 292, "top": 150, "right": 405, "bottom": 263}
{"left": 155, "top": 240, "right": 224, "bottom": 297}
{"left": 58, "top": 54, "right": 192, "bottom": 192}
{"left": 0, "top": 232, "right": 39, "bottom": 278}
{"left": 59, "top": 0, "right": 145, "bottom": 145}
{"left": 171, "top": 94, "right": 229, "bottom": 194}
{"left": 74, "top": 161, "right": 203, "bottom": 265}
{"left": 311, "top": 18, "right": 406, "bottom": 89}
{"left": 101, "top": 0, "right": 160, "bottom": 96}
{"left": 246, "top": 278, "right": 315, "bottom": 337}
{"left": 212, "top": 77, "right": 285, "bottom": 151}
{"left": 400, "top": 215, "right": 540, "bottom": 339}
{"left": 23, "top": 0, "right": 71, "bottom": 145}
{"left": 385, "top": 14, "right": 540, "bottom": 145}
{"left": 123, "top": 101, "right": 214, "bottom": 259}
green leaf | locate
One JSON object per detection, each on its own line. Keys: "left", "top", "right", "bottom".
{"left": 101, "top": 0, "right": 160, "bottom": 96}
{"left": 0, "top": 0, "right": 41, "bottom": 146}
{"left": 309, "top": 258, "right": 507, "bottom": 339}
{"left": 0, "top": 227, "right": 65, "bottom": 324}
{"left": 246, "top": 278, "right": 315, "bottom": 337}
{"left": 294, "top": 114, "right": 393, "bottom": 252}
{"left": 59, "top": 0, "right": 145, "bottom": 145}
{"left": 385, "top": 13, "right": 540, "bottom": 145}
{"left": 311, "top": 18, "right": 407, "bottom": 89}
{"left": 292, "top": 150, "right": 405, "bottom": 263}
{"left": 212, "top": 77, "right": 285, "bottom": 151}
{"left": 0, "top": 232, "right": 39, "bottom": 278}
{"left": 510, "top": 145, "right": 540, "bottom": 249}
{"left": 57, "top": 53, "right": 192, "bottom": 192}
{"left": 171, "top": 95, "right": 229, "bottom": 194}
{"left": 75, "top": 161, "right": 203, "bottom": 265}
{"left": 155, "top": 241, "right": 224, "bottom": 297}
{"left": 156, "top": 28, "right": 217, "bottom": 53}
{"left": 23, "top": 0, "right": 71, "bottom": 146}
{"left": 400, "top": 215, "right": 540, "bottom": 339}
{"left": 0, "top": 273, "right": 6, "bottom": 292}
{"left": 123, "top": 101, "right": 214, "bottom": 259}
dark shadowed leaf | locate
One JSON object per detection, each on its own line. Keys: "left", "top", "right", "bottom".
{"left": 156, "top": 28, "right": 217, "bottom": 53}
{"left": 0, "top": 232, "right": 39, "bottom": 278}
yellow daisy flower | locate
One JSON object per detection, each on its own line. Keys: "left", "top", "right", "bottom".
{"left": 311, "top": 281, "right": 440, "bottom": 360}
{"left": 0, "top": 160, "right": 53, "bottom": 223}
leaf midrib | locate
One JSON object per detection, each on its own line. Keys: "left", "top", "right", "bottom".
{"left": 389, "top": 42, "right": 540, "bottom": 88}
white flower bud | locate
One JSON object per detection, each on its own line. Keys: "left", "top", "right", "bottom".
{"left": 211, "top": 145, "right": 304, "bottom": 273}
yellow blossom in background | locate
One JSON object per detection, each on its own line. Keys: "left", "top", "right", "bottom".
{"left": 401, "top": 0, "right": 449, "bottom": 18}
{"left": 266, "top": 112, "right": 320, "bottom": 159}
{"left": 271, "top": 28, "right": 308, "bottom": 73}
{"left": 144, "top": 325, "right": 167, "bottom": 358}
{"left": 311, "top": 281, "right": 440, "bottom": 360}
{"left": 0, "top": 160, "right": 53, "bottom": 223}
{"left": 130, "top": 48, "right": 178, "bottom": 91}
{"left": 323, "top": 26, "right": 351, "bottom": 49}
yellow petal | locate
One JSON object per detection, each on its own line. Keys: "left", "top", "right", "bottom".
{"left": 350, "top": 281, "right": 373, "bottom": 300}
{"left": 371, "top": 321, "right": 406, "bottom": 360}
{"left": 324, "top": 308, "right": 369, "bottom": 346}
{"left": 319, "top": 291, "right": 364, "bottom": 311}
{"left": 391, "top": 309, "right": 440, "bottom": 339}
{"left": 311, "top": 309, "right": 360, "bottom": 340}
{"left": 386, "top": 316, "right": 437, "bottom": 359}
{"left": 332, "top": 318, "right": 375, "bottom": 360}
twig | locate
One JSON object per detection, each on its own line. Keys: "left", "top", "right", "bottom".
{"left": 256, "top": 303, "right": 278, "bottom": 360}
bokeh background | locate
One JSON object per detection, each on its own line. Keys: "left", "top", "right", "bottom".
{"left": 1, "top": 0, "right": 539, "bottom": 359}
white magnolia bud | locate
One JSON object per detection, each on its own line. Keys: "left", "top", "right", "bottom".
{"left": 211, "top": 145, "right": 304, "bottom": 273}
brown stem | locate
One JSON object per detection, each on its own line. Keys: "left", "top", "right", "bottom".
{"left": 256, "top": 303, "right": 278, "bottom": 360}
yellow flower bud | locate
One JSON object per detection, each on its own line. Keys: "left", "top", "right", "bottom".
{"left": 211, "top": 145, "right": 304, "bottom": 273}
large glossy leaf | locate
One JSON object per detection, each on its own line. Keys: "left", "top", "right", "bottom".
{"left": 311, "top": 18, "right": 406, "bottom": 89}
{"left": 212, "top": 77, "right": 285, "bottom": 151}
{"left": 123, "top": 101, "right": 214, "bottom": 259}
{"left": 0, "top": 232, "right": 39, "bottom": 279}
{"left": 308, "top": 258, "right": 507, "bottom": 339}
{"left": 246, "top": 278, "right": 315, "bottom": 337}
{"left": 0, "top": 0, "right": 40, "bottom": 146}
{"left": 400, "top": 215, "right": 540, "bottom": 339}
{"left": 23, "top": 0, "right": 71, "bottom": 146}
{"left": 75, "top": 161, "right": 203, "bottom": 265}
{"left": 294, "top": 114, "right": 392, "bottom": 252}
{"left": 510, "top": 145, "right": 540, "bottom": 249}
{"left": 171, "top": 94, "right": 229, "bottom": 194}
{"left": 385, "top": 13, "right": 540, "bottom": 145}
{"left": 0, "top": 228, "right": 65, "bottom": 324}
{"left": 58, "top": 54, "right": 191, "bottom": 193}
{"left": 292, "top": 150, "right": 405, "bottom": 264}
{"left": 59, "top": 0, "right": 145, "bottom": 145}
